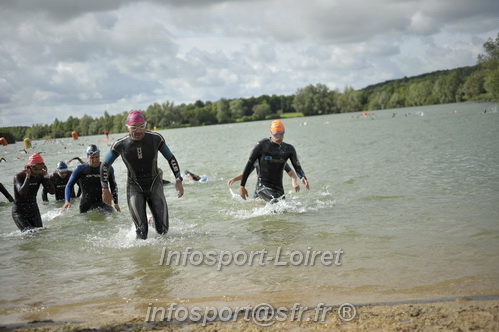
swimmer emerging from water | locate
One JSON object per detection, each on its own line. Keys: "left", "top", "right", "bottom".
{"left": 100, "top": 111, "right": 184, "bottom": 240}
{"left": 238, "top": 120, "right": 309, "bottom": 203}
{"left": 228, "top": 161, "right": 299, "bottom": 198}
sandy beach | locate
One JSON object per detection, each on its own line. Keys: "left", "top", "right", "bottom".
{"left": 3, "top": 297, "right": 498, "bottom": 331}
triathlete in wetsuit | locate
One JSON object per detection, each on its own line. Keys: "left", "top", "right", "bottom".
{"left": 239, "top": 120, "right": 310, "bottom": 203}
{"left": 100, "top": 111, "right": 184, "bottom": 240}
{"left": 12, "top": 153, "right": 55, "bottom": 231}
{"left": 227, "top": 161, "right": 299, "bottom": 198}
{"left": 62, "top": 145, "right": 119, "bottom": 213}
{"left": 0, "top": 182, "right": 14, "bottom": 202}
{"left": 42, "top": 161, "right": 81, "bottom": 202}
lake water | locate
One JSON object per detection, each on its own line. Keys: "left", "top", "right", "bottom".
{"left": 1, "top": 102, "right": 498, "bottom": 325}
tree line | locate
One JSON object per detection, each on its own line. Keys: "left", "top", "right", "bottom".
{"left": 1, "top": 33, "right": 497, "bottom": 143}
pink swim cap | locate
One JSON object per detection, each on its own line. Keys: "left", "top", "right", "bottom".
{"left": 27, "top": 153, "right": 44, "bottom": 166}
{"left": 126, "top": 111, "right": 145, "bottom": 125}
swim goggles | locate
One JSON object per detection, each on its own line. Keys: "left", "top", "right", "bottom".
{"left": 86, "top": 149, "right": 100, "bottom": 156}
{"left": 271, "top": 131, "right": 285, "bottom": 137}
{"left": 30, "top": 163, "right": 45, "bottom": 171}
{"left": 127, "top": 122, "right": 147, "bottom": 131}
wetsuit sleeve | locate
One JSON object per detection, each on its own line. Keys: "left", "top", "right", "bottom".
{"left": 159, "top": 144, "right": 182, "bottom": 180}
{"left": 100, "top": 150, "right": 119, "bottom": 190}
{"left": 42, "top": 187, "right": 48, "bottom": 202}
{"left": 108, "top": 166, "right": 119, "bottom": 204}
{"left": 15, "top": 172, "right": 31, "bottom": 197}
{"left": 42, "top": 175, "right": 55, "bottom": 195}
{"left": 284, "top": 163, "right": 292, "bottom": 174}
{"left": 240, "top": 142, "right": 263, "bottom": 187}
{"left": 289, "top": 146, "right": 306, "bottom": 180}
{"left": 0, "top": 183, "right": 14, "bottom": 202}
{"left": 65, "top": 165, "right": 82, "bottom": 202}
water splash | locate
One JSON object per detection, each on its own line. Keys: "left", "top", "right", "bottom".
{"left": 225, "top": 188, "right": 335, "bottom": 220}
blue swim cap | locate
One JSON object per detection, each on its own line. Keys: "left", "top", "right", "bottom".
{"left": 57, "top": 161, "right": 68, "bottom": 171}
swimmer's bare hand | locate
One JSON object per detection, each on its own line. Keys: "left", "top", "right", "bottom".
{"left": 301, "top": 178, "right": 310, "bottom": 190}
{"left": 61, "top": 201, "right": 71, "bottom": 212}
{"left": 176, "top": 180, "right": 184, "bottom": 198}
{"left": 114, "top": 204, "right": 121, "bottom": 212}
{"left": 239, "top": 186, "right": 248, "bottom": 200}
{"left": 292, "top": 178, "right": 300, "bottom": 192}
{"left": 102, "top": 189, "right": 113, "bottom": 206}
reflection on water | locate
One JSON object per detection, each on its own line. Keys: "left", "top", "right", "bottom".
{"left": 0, "top": 102, "right": 498, "bottom": 324}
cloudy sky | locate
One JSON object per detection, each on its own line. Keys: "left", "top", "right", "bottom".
{"left": 0, "top": 0, "right": 497, "bottom": 127}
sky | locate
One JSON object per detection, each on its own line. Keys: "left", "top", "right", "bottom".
{"left": 0, "top": 0, "right": 498, "bottom": 127}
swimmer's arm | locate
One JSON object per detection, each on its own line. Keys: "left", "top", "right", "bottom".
{"left": 240, "top": 143, "right": 262, "bottom": 187}
{"left": 227, "top": 173, "right": 243, "bottom": 187}
{"left": 64, "top": 165, "right": 82, "bottom": 204}
{"left": 289, "top": 149, "right": 310, "bottom": 190}
{"left": 41, "top": 173, "right": 55, "bottom": 196}
{"left": 0, "top": 183, "right": 14, "bottom": 202}
{"left": 287, "top": 169, "right": 300, "bottom": 192}
{"left": 15, "top": 172, "right": 31, "bottom": 196}
{"left": 159, "top": 144, "right": 182, "bottom": 180}
{"left": 100, "top": 150, "right": 118, "bottom": 190}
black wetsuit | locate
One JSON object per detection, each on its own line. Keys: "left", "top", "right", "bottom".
{"left": 101, "top": 131, "right": 181, "bottom": 239}
{"left": 42, "top": 171, "right": 81, "bottom": 202}
{"left": 248, "top": 161, "right": 293, "bottom": 198}
{"left": 12, "top": 172, "right": 55, "bottom": 231}
{"left": 0, "top": 182, "right": 14, "bottom": 202}
{"left": 241, "top": 138, "right": 306, "bottom": 203}
{"left": 65, "top": 163, "right": 118, "bottom": 213}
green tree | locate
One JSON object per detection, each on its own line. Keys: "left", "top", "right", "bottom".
{"left": 293, "top": 83, "right": 334, "bottom": 115}
{"left": 252, "top": 101, "right": 271, "bottom": 120}
{"left": 216, "top": 98, "right": 231, "bottom": 123}
{"left": 463, "top": 70, "right": 486, "bottom": 100}
{"left": 229, "top": 98, "right": 246, "bottom": 119}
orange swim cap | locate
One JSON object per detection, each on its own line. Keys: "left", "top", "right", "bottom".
{"left": 27, "top": 153, "right": 44, "bottom": 166}
{"left": 270, "top": 120, "right": 285, "bottom": 133}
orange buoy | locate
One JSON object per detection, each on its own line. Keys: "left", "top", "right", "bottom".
{"left": 71, "top": 131, "right": 78, "bottom": 140}
{"left": 0, "top": 137, "right": 7, "bottom": 146}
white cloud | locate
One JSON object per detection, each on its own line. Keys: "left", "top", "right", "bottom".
{"left": 0, "top": 0, "right": 497, "bottom": 126}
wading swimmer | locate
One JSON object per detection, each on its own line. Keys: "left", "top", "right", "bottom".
{"left": 42, "top": 161, "right": 81, "bottom": 202}
{"left": 62, "top": 145, "right": 120, "bottom": 213}
{"left": 228, "top": 161, "right": 300, "bottom": 198}
{"left": 12, "top": 153, "right": 55, "bottom": 232}
{"left": 239, "top": 120, "right": 310, "bottom": 203}
{"left": 100, "top": 111, "right": 184, "bottom": 240}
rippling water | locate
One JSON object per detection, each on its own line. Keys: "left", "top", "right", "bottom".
{"left": 1, "top": 102, "right": 498, "bottom": 324}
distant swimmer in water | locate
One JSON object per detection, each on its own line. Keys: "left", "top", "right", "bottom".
{"left": 228, "top": 161, "right": 300, "bottom": 198}
{"left": 67, "top": 157, "right": 84, "bottom": 165}
{"left": 0, "top": 157, "right": 6, "bottom": 162}
{"left": 62, "top": 145, "right": 120, "bottom": 214}
{"left": 238, "top": 120, "right": 310, "bottom": 203}
{"left": 185, "top": 170, "right": 207, "bottom": 182}
{"left": 12, "top": 153, "right": 55, "bottom": 232}
{"left": 0, "top": 182, "right": 14, "bottom": 202}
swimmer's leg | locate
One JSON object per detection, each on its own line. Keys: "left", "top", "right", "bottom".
{"left": 148, "top": 182, "right": 169, "bottom": 235}
{"left": 12, "top": 206, "right": 42, "bottom": 231}
{"left": 127, "top": 183, "right": 148, "bottom": 240}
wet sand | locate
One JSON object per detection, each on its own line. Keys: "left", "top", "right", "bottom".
{"left": 4, "top": 297, "right": 498, "bottom": 331}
